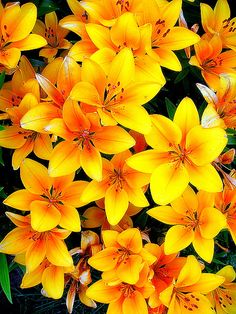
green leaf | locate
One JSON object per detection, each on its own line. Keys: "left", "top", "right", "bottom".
{"left": 227, "top": 135, "right": 236, "bottom": 146}
{"left": 0, "top": 71, "right": 5, "bottom": 90}
{"left": 37, "top": 0, "right": 59, "bottom": 16}
{"left": 0, "top": 187, "right": 7, "bottom": 199}
{"left": 0, "top": 253, "right": 12, "bottom": 303}
{"left": 0, "top": 148, "right": 4, "bottom": 166}
{"left": 0, "top": 125, "right": 4, "bottom": 130}
{"left": 165, "top": 97, "right": 176, "bottom": 120}
{"left": 174, "top": 67, "right": 189, "bottom": 84}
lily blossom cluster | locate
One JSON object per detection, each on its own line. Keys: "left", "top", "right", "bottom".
{"left": 0, "top": 0, "right": 235, "bottom": 313}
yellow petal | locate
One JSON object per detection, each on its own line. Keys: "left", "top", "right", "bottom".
{"left": 164, "top": 225, "right": 194, "bottom": 255}
{"left": 88, "top": 247, "right": 119, "bottom": 271}
{"left": 185, "top": 163, "right": 223, "bottom": 192}
{"left": 0, "top": 227, "right": 32, "bottom": 254}
{"left": 12, "top": 139, "right": 34, "bottom": 170}
{"left": 145, "top": 114, "right": 182, "bottom": 151}
{"left": 183, "top": 273, "right": 225, "bottom": 294}
{"left": 161, "top": 27, "right": 200, "bottom": 50}
{"left": 93, "top": 126, "right": 135, "bottom": 154}
{"left": 110, "top": 12, "right": 140, "bottom": 49}
{"left": 0, "top": 126, "right": 26, "bottom": 148}
{"left": 173, "top": 97, "right": 200, "bottom": 141}
{"left": 176, "top": 255, "right": 201, "bottom": 287}
{"left": 3, "top": 189, "right": 36, "bottom": 211}
{"left": 82, "top": 206, "right": 105, "bottom": 228}
{"left": 70, "top": 81, "right": 102, "bottom": 106}
{"left": 192, "top": 229, "right": 214, "bottom": 263}
{"left": 62, "top": 180, "right": 88, "bottom": 207}
{"left": 36, "top": 74, "right": 64, "bottom": 106}
{"left": 86, "top": 279, "right": 121, "bottom": 303}
{"left": 122, "top": 290, "right": 148, "bottom": 314}
{"left": 186, "top": 125, "right": 227, "bottom": 166}
{"left": 150, "top": 162, "right": 189, "bottom": 205}
{"left": 30, "top": 201, "right": 61, "bottom": 232}
{"left": 12, "top": 34, "right": 47, "bottom": 50}
{"left": 105, "top": 185, "right": 129, "bottom": 225}
{"left": 111, "top": 104, "right": 152, "bottom": 134}
{"left": 217, "top": 265, "right": 236, "bottom": 283}
{"left": 0, "top": 47, "right": 21, "bottom": 69}
{"left": 81, "top": 179, "right": 108, "bottom": 204}
{"left": 48, "top": 141, "right": 81, "bottom": 177}
{"left": 42, "top": 265, "right": 64, "bottom": 299}
{"left": 147, "top": 206, "right": 184, "bottom": 224}
{"left": 20, "top": 158, "right": 51, "bottom": 194}
{"left": 33, "top": 134, "right": 53, "bottom": 160}
{"left": 58, "top": 204, "right": 81, "bottom": 232}
{"left": 80, "top": 144, "right": 103, "bottom": 181}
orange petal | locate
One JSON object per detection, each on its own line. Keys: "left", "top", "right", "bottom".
{"left": 117, "top": 228, "right": 142, "bottom": 253}
{"left": 82, "top": 206, "right": 105, "bottom": 228}
{"left": 0, "top": 126, "right": 26, "bottom": 148}
{"left": 0, "top": 227, "right": 32, "bottom": 254}
{"left": 3, "top": 189, "right": 37, "bottom": 211}
{"left": 0, "top": 47, "right": 21, "bottom": 69}
{"left": 147, "top": 206, "right": 184, "bottom": 225}
{"left": 164, "top": 225, "right": 194, "bottom": 255}
{"left": 36, "top": 74, "right": 64, "bottom": 106}
{"left": 86, "top": 279, "right": 121, "bottom": 304}
{"left": 88, "top": 247, "right": 119, "bottom": 271}
{"left": 12, "top": 139, "right": 34, "bottom": 170}
{"left": 192, "top": 229, "right": 214, "bottom": 263}
{"left": 25, "top": 238, "right": 46, "bottom": 272}
{"left": 33, "top": 134, "right": 53, "bottom": 160}
{"left": 12, "top": 34, "right": 47, "bottom": 50}
{"left": 116, "top": 254, "right": 143, "bottom": 284}
{"left": 122, "top": 290, "right": 148, "bottom": 314}
{"left": 62, "top": 180, "right": 88, "bottom": 207}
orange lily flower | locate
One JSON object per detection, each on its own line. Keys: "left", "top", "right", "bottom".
{"left": 145, "top": 243, "right": 186, "bottom": 308}
{"left": 3, "top": 158, "right": 88, "bottom": 232}
{"left": 20, "top": 56, "right": 80, "bottom": 133}
{"left": 65, "top": 231, "right": 102, "bottom": 312}
{"left": 73, "top": 12, "right": 166, "bottom": 82}
{"left": 0, "top": 212, "right": 73, "bottom": 272}
{"left": 81, "top": 151, "right": 150, "bottom": 226}
{"left": 88, "top": 228, "right": 156, "bottom": 285}
{"left": 79, "top": 0, "right": 144, "bottom": 27}
{"left": 208, "top": 265, "right": 236, "bottom": 314}
{"left": 215, "top": 187, "right": 236, "bottom": 244}
{"left": 0, "top": 2, "right": 47, "bottom": 71}
{"left": 86, "top": 264, "right": 155, "bottom": 314}
{"left": 197, "top": 74, "right": 236, "bottom": 129}
{"left": 189, "top": 35, "right": 236, "bottom": 90}
{"left": 82, "top": 198, "right": 143, "bottom": 231}
{"left": 0, "top": 56, "right": 40, "bottom": 116}
{"left": 21, "top": 258, "right": 72, "bottom": 300}
{"left": 126, "top": 97, "right": 227, "bottom": 205}
{"left": 70, "top": 48, "right": 161, "bottom": 134}
{"left": 201, "top": 0, "right": 236, "bottom": 51}
{"left": 137, "top": 0, "right": 200, "bottom": 71}
{"left": 46, "top": 100, "right": 135, "bottom": 180}
{"left": 33, "top": 11, "right": 72, "bottom": 62}
{"left": 0, "top": 93, "right": 53, "bottom": 169}
{"left": 148, "top": 186, "right": 226, "bottom": 262}
{"left": 159, "top": 255, "right": 225, "bottom": 314}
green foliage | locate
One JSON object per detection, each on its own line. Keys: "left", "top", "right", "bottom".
{"left": 165, "top": 97, "right": 176, "bottom": 119}
{"left": 0, "top": 253, "right": 12, "bottom": 303}
{"left": 0, "top": 71, "right": 5, "bottom": 89}
{"left": 33, "top": 0, "right": 59, "bottom": 16}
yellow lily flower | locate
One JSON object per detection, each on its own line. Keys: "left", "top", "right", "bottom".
{"left": 189, "top": 35, "right": 236, "bottom": 90}
{"left": 70, "top": 48, "right": 161, "bottom": 134}
{"left": 0, "top": 2, "right": 47, "bottom": 71}
{"left": 20, "top": 257, "right": 73, "bottom": 300}
{"left": 197, "top": 74, "right": 236, "bottom": 129}
{"left": 0, "top": 93, "right": 53, "bottom": 169}
{"left": 33, "top": 11, "right": 72, "bottom": 62}
{"left": 200, "top": 0, "right": 236, "bottom": 51}
{"left": 88, "top": 228, "right": 156, "bottom": 285}
{"left": 81, "top": 151, "right": 150, "bottom": 226}
{"left": 3, "top": 158, "right": 88, "bottom": 232}
{"left": 46, "top": 100, "right": 135, "bottom": 180}
{"left": 159, "top": 255, "right": 225, "bottom": 314}
{"left": 126, "top": 97, "right": 227, "bottom": 205}
{"left": 208, "top": 265, "right": 236, "bottom": 314}
{"left": 148, "top": 186, "right": 226, "bottom": 262}
{"left": 86, "top": 262, "right": 155, "bottom": 314}
{"left": 0, "top": 212, "right": 73, "bottom": 272}
{"left": 138, "top": 0, "right": 200, "bottom": 71}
